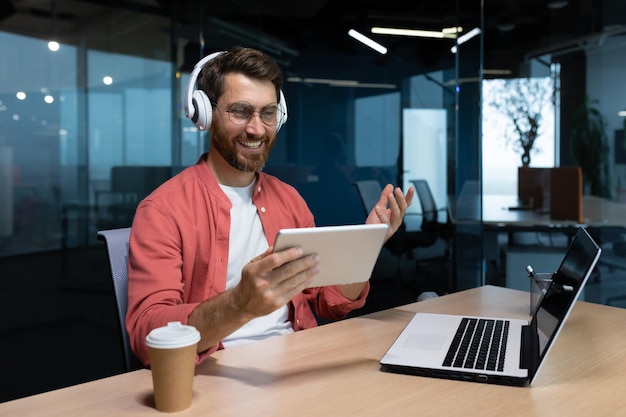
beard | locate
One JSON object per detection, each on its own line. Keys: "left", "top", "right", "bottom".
{"left": 210, "top": 123, "right": 275, "bottom": 173}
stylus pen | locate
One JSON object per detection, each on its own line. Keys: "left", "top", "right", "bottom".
{"left": 526, "top": 265, "right": 539, "bottom": 280}
{"left": 527, "top": 265, "right": 573, "bottom": 292}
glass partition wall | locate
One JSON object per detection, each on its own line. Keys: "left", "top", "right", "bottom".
{"left": 3, "top": 0, "right": 626, "bottom": 402}
{"left": 481, "top": 0, "right": 626, "bottom": 304}
{"left": 0, "top": 0, "right": 466, "bottom": 302}
{"left": 3, "top": 1, "right": 624, "bottom": 296}
{"left": 0, "top": 4, "right": 174, "bottom": 255}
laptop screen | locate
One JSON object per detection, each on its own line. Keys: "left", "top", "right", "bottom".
{"left": 530, "top": 227, "right": 601, "bottom": 379}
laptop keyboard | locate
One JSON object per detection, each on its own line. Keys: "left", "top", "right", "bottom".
{"left": 442, "top": 317, "right": 509, "bottom": 372}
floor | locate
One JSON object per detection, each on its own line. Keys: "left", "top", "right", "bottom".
{"left": 1, "top": 232, "right": 624, "bottom": 403}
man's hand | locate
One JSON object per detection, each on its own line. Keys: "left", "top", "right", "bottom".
{"left": 365, "top": 184, "right": 414, "bottom": 242}
{"left": 231, "top": 246, "right": 320, "bottom": 319}
{"left": 189, "top": 246, "right": 319, "bottom": 353}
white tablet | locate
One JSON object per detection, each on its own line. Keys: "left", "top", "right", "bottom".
{"left": 273, "top": 224, "right": 389, "bottom": 288}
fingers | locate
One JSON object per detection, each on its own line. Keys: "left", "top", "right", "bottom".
{"left": 404, "top": 186, "right": 415, "bottom": 208}
{"left": 377, "top": 184, "right": 413, "bottom": 211}
{"left": 237, "top": 248, "right": 320, "bottom": 318}
{"left": 273, "top": 253, "right": 320, "bottom": 293}
{"left": 365, "top": 185, "right": 414, "bottom": 239}
{"left": 394, "top": 186, "right": 414, "bottom": 211}
{"left": 375, "top": 183, "right": 394, "bottom": 208}
{"left": 384, "top": 186, "right": 412, "bottom": 222}
{"left": 247, "top": 246, "right": 320, "bottom": 290}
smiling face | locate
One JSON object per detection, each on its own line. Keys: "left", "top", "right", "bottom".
{"left": 207, "top": 73, "right": 278, "bottom": 186}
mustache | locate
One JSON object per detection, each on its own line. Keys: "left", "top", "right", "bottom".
{"left": 237, "top": 132, "right": 272, "bottom": 142}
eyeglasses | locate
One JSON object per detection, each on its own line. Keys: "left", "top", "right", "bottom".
{"left": 212, "top": 101, "right": 284, "bottom": 127}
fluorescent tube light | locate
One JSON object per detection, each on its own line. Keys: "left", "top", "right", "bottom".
{"left": 482, "top": 69, "right": 513, "bottom": 75}
{"left": 442, "top": 26, "right": 463, "bottom": 35}
{"left": 348, "top": 29, "right": 388, "bottom": 54}
{"left": 287, "top": 77, "right": 396, "bottom": 89}
{"left": 451, "top": 27, "right": 481, "bottom": 53}
{"left": 371, "top": 27, "right": 455, "bottom": 39}
{"left": 457, "top": 27, "right": 482, "bottom": 44}
{"left": 618, "top": 110, "right": 626, "bottom": 117}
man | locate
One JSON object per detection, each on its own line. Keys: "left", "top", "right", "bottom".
{"left": 126, "top": 47, "right": 414, "bottom": 366}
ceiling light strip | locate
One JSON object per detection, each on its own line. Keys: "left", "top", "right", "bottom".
{"left": 371, "top": 27, "right": 456, "bottom": 39}
{"left": 451, "top": 27, "right": 482, "bottom": 53}
{"left": 348, "top": 29, "right": 388, "bottom": 54}
{"left": 287, "top": 77, "right": 396, "bottom": 89}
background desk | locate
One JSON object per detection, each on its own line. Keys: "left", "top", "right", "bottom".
{"left": 454, "top": 194, "right": 626, "bottom": 228}
{"left": 2, "top": 286, "right": 626, "bottom": 416}
{"left": 451, "top": 194, "right": 626, "bottom": 290}
{"left": 489, "top": 194, "right": 626, "bottom": 228}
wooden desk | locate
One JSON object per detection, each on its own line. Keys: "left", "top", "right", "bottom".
{"left": 2, "top": 286, "right": 626, "bottom": 416}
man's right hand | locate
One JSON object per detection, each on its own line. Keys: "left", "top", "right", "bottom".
{"left": 232, "top": 246, "right": 320, "bottom": 320}
{"left": 188, "top": 246, "right": 319, "bottom": 354}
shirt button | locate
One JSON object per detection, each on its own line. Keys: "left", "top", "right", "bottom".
{"left": 260, "top": 207, "right": 266, "bottom": 213}
{"left": 257, "top": 186, "right": 261, "bottom": 193}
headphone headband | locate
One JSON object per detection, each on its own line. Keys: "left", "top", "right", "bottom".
{"left": 183, "top": 51, "right": 288, "bottom": 132}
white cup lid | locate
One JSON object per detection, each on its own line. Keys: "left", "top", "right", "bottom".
{"left": 145, "top": 322, "right": 201, "bottom": 349}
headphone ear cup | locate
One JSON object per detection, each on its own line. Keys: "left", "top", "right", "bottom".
{"left": 276, "top": 90, "right": 288, "bottom": 132}
{"left": 191, "top": 90, "right": 212, "bottom": 130}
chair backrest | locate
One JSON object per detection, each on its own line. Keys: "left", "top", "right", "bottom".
{"left": 97, "top": 227, "right": 142, "bottom": 372}
{"left": 353, "top": 179, "right": 382, "bottom": 215}
{"left": 411, "top": 179, "right": 438, "bottom": 224}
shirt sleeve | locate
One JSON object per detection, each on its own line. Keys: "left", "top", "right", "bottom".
{"left": 303, "top": 282, "right": 371, "bottom": 321}
{"left": 126, "top": 201, "right": 206, "bottom": 366}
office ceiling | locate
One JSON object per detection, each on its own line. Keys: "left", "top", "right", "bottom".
{"left": 2, "top": 0, "right": 626, "bottom": 80}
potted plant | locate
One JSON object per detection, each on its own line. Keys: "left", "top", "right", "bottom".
{"left": 569, "top": 97, "right": 612, "bottom": 199}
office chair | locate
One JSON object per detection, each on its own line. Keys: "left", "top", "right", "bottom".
{"left": 352, "top": 179, "right": 451, "bottom": 297}
{"left": 97, "top": 227, "right": 143, "bottom": 372}
{"left": 410, "top": 179, "right": 453, "bottom": 256}
{"left": 353, "top": 178, "right": 452, "bottom": 256}
{"left": 408, "top": 179, "right": 454, "bottom": 293}
{"left": 353, "top": 180, "right": 383, "bottom": 214}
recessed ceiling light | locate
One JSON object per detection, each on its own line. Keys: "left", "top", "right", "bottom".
{"left": 547, "top": 1, "right": 569, "bottom": 10}
{"left": 497, "top": 23, "right": 515, "bottom": 32}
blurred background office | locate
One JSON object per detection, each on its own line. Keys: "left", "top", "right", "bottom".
{"left": 1, "top": 0, "right": 626, "bottom": 402}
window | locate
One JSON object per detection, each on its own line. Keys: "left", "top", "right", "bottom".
{"left": 482, "top": 76, "right": 557, "bottom": 194}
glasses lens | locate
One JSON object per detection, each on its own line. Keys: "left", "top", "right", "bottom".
{"left": 260, "top": 105, "right": 279, "bottom": 126}
{"left": 224, "top": 102, "right": 281, "bottom": 126}
{"left": 226, "top": 103, "right": 254, "bottom": 125}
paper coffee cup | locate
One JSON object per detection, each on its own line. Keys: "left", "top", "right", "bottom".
{"left": 146, "top": 322, "right": 201, "bottom": 413}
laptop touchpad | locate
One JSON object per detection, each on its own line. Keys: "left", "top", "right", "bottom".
{"left": 403, "top": 333, "right": 446, "bottom": 350}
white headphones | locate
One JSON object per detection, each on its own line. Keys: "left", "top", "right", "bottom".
{"left": 183, "top": 51, "right": 288, "bottom": 132}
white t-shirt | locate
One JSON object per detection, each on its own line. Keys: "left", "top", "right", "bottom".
{"left": 219, "top": 180, "right": 293, "bottom": 348}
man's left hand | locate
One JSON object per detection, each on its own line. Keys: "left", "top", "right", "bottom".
{"left": 365, "top": 184, "right": 415, "bottom": 242}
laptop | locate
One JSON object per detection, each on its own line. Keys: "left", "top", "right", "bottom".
{"left": 274, "top": 223, "right": 388, "bottom": 288}
{"left": 379, "top": 227, "right": 601, "bottom": 386}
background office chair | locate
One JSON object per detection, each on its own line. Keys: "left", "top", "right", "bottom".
{"left": 406, "top": 179, "right": 455, "bottom": 293}
{"left": 97, "top": 227, "right": 143, "bottom": 372}
{"left": 352, "top": 179, "right": 451, "bottom": 296}
{"left": 353, "top": 179, "right": 452, "bottom": 259}
{"left": 353, "top": 180, "right": 382, "bottom": 214}
{"left": 410, "top": 179, "right": 453, "bottom": 259}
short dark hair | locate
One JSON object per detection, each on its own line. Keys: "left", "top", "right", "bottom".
{"left": 197, "top": 46, "right": 283, "bottom": 104}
